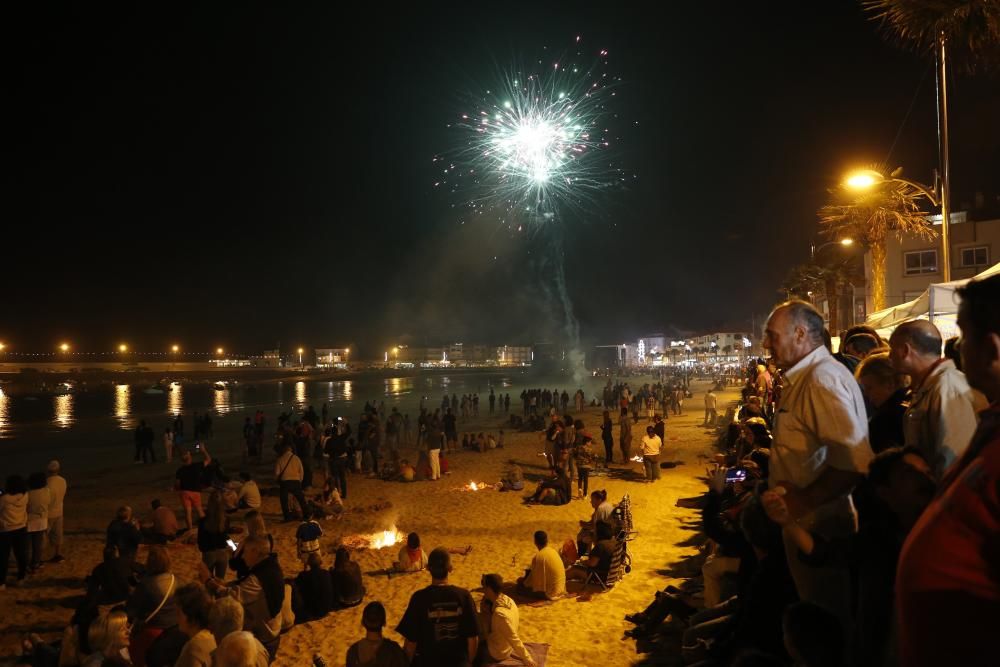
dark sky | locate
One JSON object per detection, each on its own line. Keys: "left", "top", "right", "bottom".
{"left": 8, "top": 2, "right": 999, "bottom": 358}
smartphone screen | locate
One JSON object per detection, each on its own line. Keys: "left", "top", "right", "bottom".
{"left": 725, "top": 467, "right": 747, "bottom": 484}
{"left": 226, "top": 539, "right": 237, "bottom": 551}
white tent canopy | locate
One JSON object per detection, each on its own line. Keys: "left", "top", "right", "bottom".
{"left": 864, "top": 262, "right": 1000, "bottom": 339}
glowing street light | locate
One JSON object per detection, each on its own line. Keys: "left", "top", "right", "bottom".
{"left": 297, "top": 347, "right": 304, "bottom": 368}
{"left": 0, "top": 342, "right": 6, "bottom": 352}
{"left": 59, "top": 343, "right": 70, "bottom": 353}
{"left": 171, "top": 344, "right": 180, "bottom": 353}
{"left": 844, "top": 167, "right": 949, "bottom": 280}
{"left": 118, "top": 343, "right": 128, "bottom": 353}
{"left": 810, "top": 237, "right": 854, "bottom": 260}
{"left": 216, "top": 347, "right": 224, "bottom": 356}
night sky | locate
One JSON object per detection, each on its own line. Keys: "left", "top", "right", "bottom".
{"left": 9, "top": 2, "right": 999, "bottom": 358}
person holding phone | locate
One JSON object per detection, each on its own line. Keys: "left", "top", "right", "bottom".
{"left": 198, "top": 490, "right": 232, "bottom": 579}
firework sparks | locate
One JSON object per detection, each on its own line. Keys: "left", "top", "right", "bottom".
{"left": 442, "top": 39, "right": 624, "bottom": 228}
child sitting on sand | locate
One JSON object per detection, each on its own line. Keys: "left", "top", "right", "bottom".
{"left": 499, "top": 461, "right": 524, "bottom": 492}
{"left": 392, "top": 533, "right": 428, "bottom": 573}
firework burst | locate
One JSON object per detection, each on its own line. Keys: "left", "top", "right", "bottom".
{"left": 437, "top": 41, "right": 624, "bottom": 230}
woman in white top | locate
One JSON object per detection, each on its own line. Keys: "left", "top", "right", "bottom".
{"left": 26, "top": 472, "right": 51, "bottom": 573}
{"left": 640, "top": 426, "right": 662, "bottom": 482}
{"left": 0, "top": 474, "right": 30, "bottom": 587}
{"left": 576, "top": 489, "right": 617, "bottom": 555}
{"left": 164, "top": 427, "right": 175, "bottom": 463}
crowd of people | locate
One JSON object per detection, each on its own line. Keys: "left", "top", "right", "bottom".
{"left": 620, "top": 274, "right": 999, "bottom": 667}
{"left": 4, "top": 274, "right": 997, "bottom": 666}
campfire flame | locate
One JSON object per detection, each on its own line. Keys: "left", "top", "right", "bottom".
{"left": 369, "top": 526, "right": 404, "bottom": 549}
{"left": 463, "top": 481, "right": 492, "bottom": 491}
{"left": 469, "top": 481, "right": 480, "bottom": 491}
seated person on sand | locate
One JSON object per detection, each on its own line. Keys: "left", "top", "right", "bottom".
{"left": 144, "top": 498, "right": 178, "bottom": 544}
{"left": 566, "top": 521, "right": 616, "bottom": 584}
{"left": 499, "top": 461, "right": 524, "bottom": 492}
{"left": 576, "top": 489, "right": 615, "bottom": 556}
{"left": 478, "top": 574, "right": 536, "bottom": 667}
{"left": 308, "top": 478, "right": 345, "bottom": 519}
{"left": 525, "top": 467, "right": 571, "bottom": 505}
{"left": 516, "top": 530, "right": 566, "bottom": 601}
{"left": 224, "top": 472, "right": 262, "bottom": 513}
{"left": 394, "top": 533, "right": 429, "bottom": 573}
{"left": 398, "top": 459, "right": 416, "bottom": 482}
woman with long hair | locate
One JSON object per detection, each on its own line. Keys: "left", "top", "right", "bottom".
{"left": 197, "top": 490, "right": 231, "bottom": 579}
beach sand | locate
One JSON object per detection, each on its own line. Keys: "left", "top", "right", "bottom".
{"left": 0, "top": 380, "right": 737, "bottom": 666}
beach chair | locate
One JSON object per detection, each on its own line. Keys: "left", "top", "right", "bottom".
{"left": 613, "top": 493, "right": 638, "bottom": 541}
{"left": 583, "top": 537, "right": 630, "bottom": 591}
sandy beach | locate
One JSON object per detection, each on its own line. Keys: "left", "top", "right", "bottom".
{"left": 0, "top": 380, "right": 736, "bottom": 667}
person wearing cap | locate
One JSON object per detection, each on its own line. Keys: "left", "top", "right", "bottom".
{"left": 478, "top": 574, "right": 535, "bottom": 666}
{"left": 396, "top": 547, "right": 478, "bottom": 666}
{"left": 46, "top": 460, "right": 67, "bottom": 563}
{"left": 346, "top": 601, "right": 407, "bottom": 667}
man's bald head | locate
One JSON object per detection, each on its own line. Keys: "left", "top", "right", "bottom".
{"left": 763, "top": 300, "right": 826, "bottom": 369}
{"left": 890, "top": 320, "right": 942, "bottom": 358}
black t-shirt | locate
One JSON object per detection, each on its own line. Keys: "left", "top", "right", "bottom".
{"left": 396, "top": 584, "right": 478, "bottom": 667}
{"left": 176, "top": 464, "right": 202, "bottom": 492}
{"left": 443, "top": 413, "right": 457, "bottom": 435}
{"left": 591, "top": 539, "right": 617, "bottom": 577}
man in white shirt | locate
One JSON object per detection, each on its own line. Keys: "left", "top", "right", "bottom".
{"left": 763, "top": 300, "right": 873, "bottom": 631}
{"left": 640, "top": 427, "right": 662, "bottom": 482}
{"left": 274, "top": 444, "right": 309, "bottom": 522}
{"left": 478, "top": 574, "right": 535, "bottom": 666}
{"left": 703, "top": 390, "right": 718, "bottom": 426}
{"left": 45, "top": 460, "right": 67, "bottom": 563}
{"left": 889, "top": 319, "right": 981, "bottom": 479}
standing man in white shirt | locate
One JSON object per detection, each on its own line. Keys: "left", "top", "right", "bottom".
{"left": 45, "top": 460, "right": 67, "bottom": 563}
{"left": 703, "top": 389, "right": 718, "bottom": 427}
{"left": 889, "top": 319, "right": 981, "bottom": 479}
{"left": 763, "top": 300, "right": 873, "bottom": 631}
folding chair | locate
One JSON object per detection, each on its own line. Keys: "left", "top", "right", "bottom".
{"left": 583, "top": 537, "right": 630, "bottom": 591}
{"left": 613, "top": 493, "right": 638, "bottom": 541}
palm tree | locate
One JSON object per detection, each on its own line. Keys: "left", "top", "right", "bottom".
{"left": 862, "top": 0, "right": 1000, "bottom": 74}
{"left": 782, "top": 258, "right": 865, "bottom": 332}
{"left": 862, "top": 1, "right": 1000, "bottom": 280}
{"left": 819, "top": 178, "right": 935, "bottom": 311}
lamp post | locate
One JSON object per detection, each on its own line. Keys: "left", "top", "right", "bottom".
{"left": 297, "top": 347, "right": 304, "bottom": 369}
{"left": 810, "top": 237, "right": 854, "bottom": 261}
{"left": 171, "top": 344, "right": 179, "bottom": 370}
{"left": 845, "top": 168, "right": 948, "bottom": 281}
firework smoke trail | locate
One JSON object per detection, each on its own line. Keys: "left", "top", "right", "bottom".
{"left": 440, "top": 39, "right": 624, "bottom": 375}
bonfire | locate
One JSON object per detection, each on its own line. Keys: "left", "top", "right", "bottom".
{"left": 461, "top": 481, "right": 494, "bottom": 492}
{"left": 342, "top": 525, "right": 405, "bottom": 551}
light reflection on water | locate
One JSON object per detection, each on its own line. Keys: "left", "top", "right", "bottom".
{"left": 115, "top": 384, "right": 133, "bottom": 430}
{"left": 168, "top": 383, "right": 183, "bottom": 416}
{"left": 294, "top": 381, "right": 306, "bottom": 408}
{"left": 214, "top": 387, "right": 232, "bottom": 415}
{"left": 1, "top": 370, "right": 564, "bottom": 440}
{"left": 0, "top": 388, "right": 8, "bottom": 437}
{"left": 55, "top": 394, "right": 73, "bottom": 428}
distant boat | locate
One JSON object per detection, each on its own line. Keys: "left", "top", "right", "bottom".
{"left": 143, "top": 384, "right": 166, "bottom": 395}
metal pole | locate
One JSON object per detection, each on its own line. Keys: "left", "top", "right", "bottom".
{"left": 936, "top": 30, "right": 952, "bottom": 282}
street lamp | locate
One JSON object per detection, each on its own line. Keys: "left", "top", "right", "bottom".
{"left": 810, "top": 237, "right": 854, "bottom": 260}
{"left": 845, "top": 167, "right": 949, "bottom": 281}
{"left": 118, "top": 343, "right": 128, "bottom": 353}
{"left": 171, "top": 344, "right": 179, "bottom": 353}
{"left": 59, "top": 343, "right": 70, "bottom": 353}
{"left": 297, "top": 347, "right": 304, "bottom": 369}
{"left": 216, "top": 347, "right": 224, "bottom": 356}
